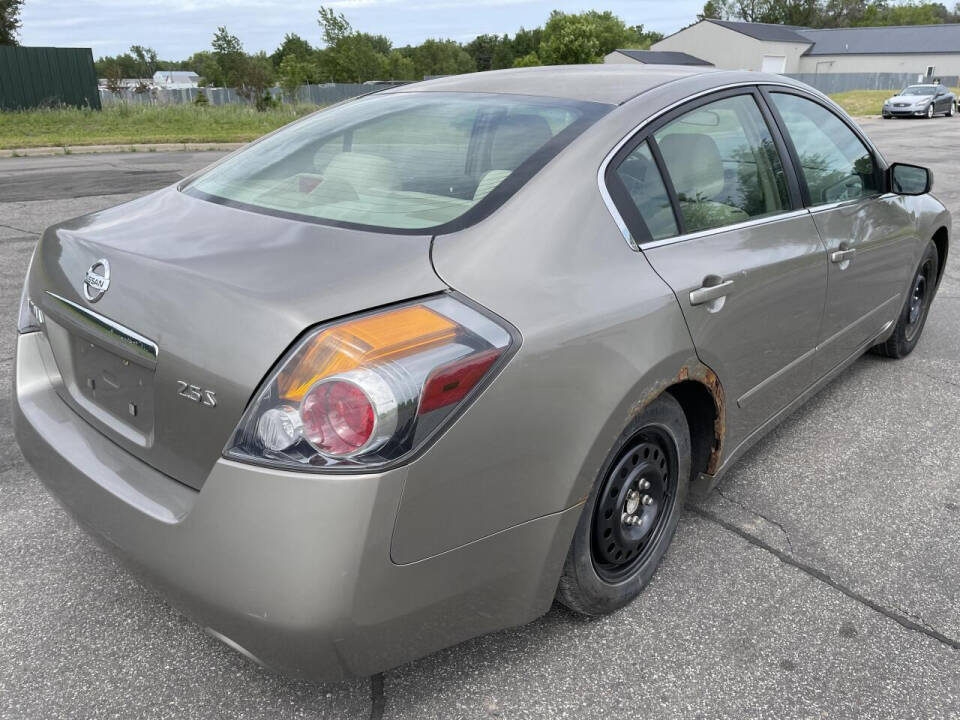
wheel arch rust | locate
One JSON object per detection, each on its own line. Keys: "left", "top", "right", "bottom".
{"left": 569, "top": 360, "right": 726, "bottom": 509}
{"left": 635, "top": 363, "right": 725, "bottom": 482}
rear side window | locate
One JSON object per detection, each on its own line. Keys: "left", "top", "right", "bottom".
{"left": 653, "top": 94, "right": 790, "bottom": 234}
{"left": 769, "top": 93, "right": 879, "bottom": 206}
{"left": 185, "top": 92, "right": 609, "bottom": 233}
{"left": 613, "top": 141, "right": 678, "bottom": 241}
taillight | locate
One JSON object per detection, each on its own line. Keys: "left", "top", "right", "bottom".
{"left": 225, "top": 295, "right": 515, "bottom": 471}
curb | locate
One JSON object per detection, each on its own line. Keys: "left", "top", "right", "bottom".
{"left": 0, "top": 142, "right": 245, "bottom": 158}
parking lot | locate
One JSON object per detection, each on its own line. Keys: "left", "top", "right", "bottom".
{"left": 0, "top": 116, "right": 958, "bottom": 720}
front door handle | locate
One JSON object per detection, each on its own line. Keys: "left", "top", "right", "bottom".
{"left": 831, "top": 248, "right": 856, "bottom": 264}
{"left": 690, "top": 279, "right": 735, "bottom": 306}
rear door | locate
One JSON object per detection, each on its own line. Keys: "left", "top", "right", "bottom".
{"left": 764, "top": 90, "right": 917, "bottom": 376}
{"left": 604, "top": 88, "right": 828, "bottom": 444}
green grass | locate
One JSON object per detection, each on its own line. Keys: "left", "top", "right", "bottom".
{"left": 0, "top": 102, "right": 322, "bottom": 149}
{"left": 829, "top": 88, "right": 960, "bottom": 117}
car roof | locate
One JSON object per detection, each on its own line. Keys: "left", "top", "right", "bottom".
{"left": 385, "top": 64, "right": 719, "bottom": 106}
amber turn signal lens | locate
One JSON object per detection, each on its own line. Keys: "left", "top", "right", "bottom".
{"left": 278, "top": 305, "right": 458, "bottom": 401}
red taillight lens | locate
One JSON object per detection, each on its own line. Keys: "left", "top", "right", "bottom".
{"left": 419, "top": 348, "right": 502, "bottom": 414}
{"left": 302, "top": 380, "right": 375, "bottom": 456}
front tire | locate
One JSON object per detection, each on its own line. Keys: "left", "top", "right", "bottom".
{"left": 873, "top": 240, "right": 938, "bottom": 359}
{"left": 556, "top": 393, "right": 690, "bottom": 616}
{"left": 926, "top": 104, "right": 935, "bottom": 119}
{"left": 949, "top": 102, "right": 956, "bottom": 117}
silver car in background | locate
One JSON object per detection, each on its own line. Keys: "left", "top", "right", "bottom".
{"left": 13, "top": 66, "right": 949, "bottom": 680}
{"left": 883, "top": 83, "right": 956, "bottom": 118}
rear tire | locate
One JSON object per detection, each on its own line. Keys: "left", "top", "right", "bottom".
{"left": 873, "top": 240, "right": 938, "bottom": 359}
{"left": 556, "top": 393, "right": 690, "bottom": 616}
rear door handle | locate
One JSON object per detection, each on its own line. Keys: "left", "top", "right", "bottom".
{"left": 689, "top": 279, "right": 734, "bottom": 306}
{"left": 830, "top": 248, "right": 856, "bottom": 263}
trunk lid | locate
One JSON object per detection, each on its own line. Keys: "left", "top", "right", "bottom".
{"left": 28, "top": 188, "right": 445, "bottom": 489}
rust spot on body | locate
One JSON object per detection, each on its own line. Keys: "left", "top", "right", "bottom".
{"left": 629, "top": 361, "right": 725, "bottom": 476}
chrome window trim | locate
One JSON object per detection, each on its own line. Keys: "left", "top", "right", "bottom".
{"left": 45, "top": 292, "right": 159, "bottom": 366}
{"left": 597, "top": 80, "right": 888, "bottom": 251}
{"left": 640, "top": 209, "right": 811, "bottom": 251}
{"left": 807, "top": 192, "right": 896, "bottom": 215}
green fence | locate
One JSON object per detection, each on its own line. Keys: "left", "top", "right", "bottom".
{"left": 0, "top": 46, "right": 101, "bottom": 111}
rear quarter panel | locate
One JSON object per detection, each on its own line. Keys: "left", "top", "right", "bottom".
{"left": 390, "top": 96, "right": 715, "bottom": 564}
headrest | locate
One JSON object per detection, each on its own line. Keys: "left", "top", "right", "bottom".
{"left": 323, "top": 152, "right": 400, "bottom": 191}
{"left": 490, "top": 114, "right": 554, "bottom": 171}
{"left": 657, "top": 133, "right": 725, "bottom": 201}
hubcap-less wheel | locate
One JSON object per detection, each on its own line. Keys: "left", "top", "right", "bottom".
{"left": 591, "top": 429, "right": 677, "bottom": 582}
{"left": 927, "top": 104, "right": 934, "bottom": 118}
{"left": 906, "top": 258, "right": 933, "bottom": 341}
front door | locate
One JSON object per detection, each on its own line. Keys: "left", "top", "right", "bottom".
{"left": 605, "top": 90, "right": 828, "bottom": 445}
{"left": 765, "top": 90, "right": 917, "bottom": 375}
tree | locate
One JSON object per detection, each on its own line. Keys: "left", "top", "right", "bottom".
{"left": 271, "top": 33, "right": 313, "bottom": 68}
{"left": 0, "top": 0, "right": 23, "bottom": 45}
{"left": 236, "top": 52, "right": 276, "bottom": 110}
{"left": 539, "top": 11, "right": 603, "bottom": 65}
{"left": 513, "top": 52, "right": 542, "bottom": 67}
{"left": 491, "top": 40, "right": 515, "bottom": 70}
{"left": 130, "top": 45, "right": 159, "bottom": 81}
{"left": 278, "top": 53, "right": 314, "bottom": 99}
{"left": 184, "top": 50, "right": 220, "bottom": 86}
{"left": 511, "top": 26, "right": 542, "bottom": 58}
{"left": 211, "top": 26, "right": 245, "bottom": 87}
{"left": 409, "top": 39, "right": 475, "bottom": 77}
{"left": 464, "top": 34, "right": 502, "bottom": 72}
{"left": 318, "top": 6, "right": 351, "bottom": 46}
{"left": 385, "top": 50, "right": 417, "bottom": 80}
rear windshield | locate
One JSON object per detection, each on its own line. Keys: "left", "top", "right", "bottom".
{"left": 902, "top": 86, "right": 936, "bottom": 95}
{"left": 185, "top": 91, "right": 609, "bottom": 233}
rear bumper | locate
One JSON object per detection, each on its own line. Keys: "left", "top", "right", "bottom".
{"left": 13, "top": 331, "right": 579, "bottom": 680}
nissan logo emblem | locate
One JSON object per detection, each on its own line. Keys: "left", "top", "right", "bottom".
{"left": 82, "top": 259, "right": 110, "bottom": 302}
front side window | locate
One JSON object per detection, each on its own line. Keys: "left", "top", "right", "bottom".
{"left": 186, "top": 92, "right": 608, "bottom": 232}
{"left": 770, "top": 93, "right": 879, "bottom": 206}
{"left": 653, "top": 94, "right": 790, "bottom": 234}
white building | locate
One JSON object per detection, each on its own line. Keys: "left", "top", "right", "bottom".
{"left": 644, "top": 19, "right": 960, "bottom": 77}
{"left": 151, "top": 70, "right": 200, "bottom": 89}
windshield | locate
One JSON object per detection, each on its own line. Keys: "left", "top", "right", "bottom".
{"left": 901, "top": 86, "right": 936, "bottom": 96}
{"left": 185, "top": 92, "right": 610, "bottom": 233}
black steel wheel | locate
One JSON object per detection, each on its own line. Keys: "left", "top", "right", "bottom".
{"left": 556, "top": 393, "right": 690, "bottom": 616}
{"left": 873, "top": 239, "right": 939, "bottom": 359}
{"left": 590, "top": 430, "right": 677, "bottom": 583}
{"left": 905, "top": 256, "right": 933, "bottom": 343}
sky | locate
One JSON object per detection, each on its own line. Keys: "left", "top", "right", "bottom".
{"left": 19, "top": 0, "right": 705, "bottom": 61}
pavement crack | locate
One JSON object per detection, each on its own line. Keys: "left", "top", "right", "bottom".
{"left": 714, "top": 487, "right": 795, "bottom": 554}
{"left": 690, "top": 505, "right": 960, "bottom": 652}
{"left": 369, "top": 673, "right": 385, "bottom": 720}
{"left": 0, "top": 222, "right": 37, "bottom": 236}
{"left": 903, "top": 367, "right": 960, "bottom": 391}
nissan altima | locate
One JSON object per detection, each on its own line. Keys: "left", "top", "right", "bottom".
{"left": 13, "top": 65, "right": 949, "bottom": 680}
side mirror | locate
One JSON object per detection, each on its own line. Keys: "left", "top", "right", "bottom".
{"left": 889, "top": 162, "right": 932, "bottom": 195}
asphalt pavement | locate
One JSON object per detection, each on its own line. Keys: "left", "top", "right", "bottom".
{"left": 0, "top": 118, "right": 958, "bottom": 719}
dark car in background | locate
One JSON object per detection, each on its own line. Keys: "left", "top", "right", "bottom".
{"left": 883, "top": 83, "right": 956, "bottom": 118}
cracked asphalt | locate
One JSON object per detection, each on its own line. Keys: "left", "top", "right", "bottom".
{"left": 1, "top": 117, "right": 958, "bottom": 719}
